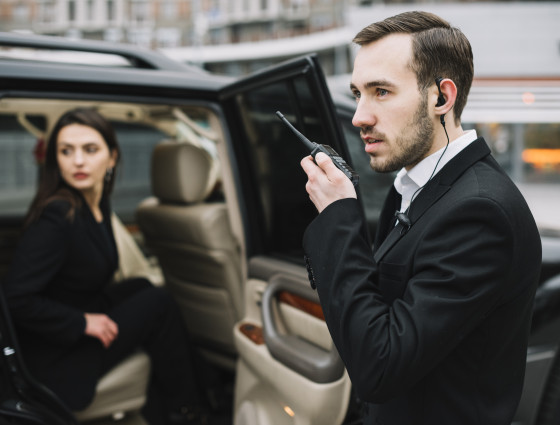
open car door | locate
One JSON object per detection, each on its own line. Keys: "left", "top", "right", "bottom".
{"left": 219, "top": 55, "right": 358, "bottom": 425}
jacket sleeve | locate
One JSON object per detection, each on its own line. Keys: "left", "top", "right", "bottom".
{"left": 302, "top": 197, "right": 522, "bottom": 403}
{"left": 3, "top": 201, "right": 86, "bottom": 346}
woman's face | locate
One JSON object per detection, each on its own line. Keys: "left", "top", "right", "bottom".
{"left": 56, "top": 123, "right": 117, "bottom": 200}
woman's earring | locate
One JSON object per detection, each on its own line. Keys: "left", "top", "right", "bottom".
{"left": 105, "top": 168, "right": 113, "bottom": 183}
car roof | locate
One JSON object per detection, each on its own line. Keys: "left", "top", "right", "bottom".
{"left": 0, "top": 31, "right": 235, "bottom": 94}
{"left": 0, "top": 59, "right": 233, "bottom": 92}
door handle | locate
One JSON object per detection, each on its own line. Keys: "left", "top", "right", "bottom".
{"left": 261, "top": 274, "right": 344, "bottom": 384}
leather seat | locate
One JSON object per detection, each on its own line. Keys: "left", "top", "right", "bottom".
{"left": 136, "top": 141, "right": 243, "bottom": 368}
{"left": 74, "top": 351, "right": 150, "bottom": 422}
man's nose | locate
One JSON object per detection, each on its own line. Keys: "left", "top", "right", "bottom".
{"left": 352, "top": 99, "right": 376, "bottom": 130}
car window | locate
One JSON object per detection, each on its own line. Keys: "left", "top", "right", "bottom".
{"left": 0, "top": 111, "right": 167, "bottom": 223}
{"left": 235, "top": 74, "right": 333, "bottom": 262}
{"left": 0, "top": 114, "right": 44, "bottom": 217}
{"left": 110, "top": 121, "right": 167, "bottom": 222}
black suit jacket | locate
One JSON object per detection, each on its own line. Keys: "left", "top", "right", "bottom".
{"left": 303, "top": 138, "right": 542, "bottom": 425}
{"left": 3, "top": 198, "right": 118, "bottom": 404}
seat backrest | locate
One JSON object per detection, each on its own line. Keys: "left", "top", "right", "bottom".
{"left": 136, "top": 141, "right": 242, "bottom": 369}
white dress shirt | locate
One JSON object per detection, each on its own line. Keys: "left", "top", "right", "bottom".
{"left": 394, "top": 129, "right": 478, "bottom": 212}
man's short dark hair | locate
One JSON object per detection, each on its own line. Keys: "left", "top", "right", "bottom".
{"left": 353, "top": 11, "right": 474, "bottom": 125}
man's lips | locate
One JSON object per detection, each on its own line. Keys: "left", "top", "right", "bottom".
{"left": 363, "top": 136, "right": 384, "bottom": 144}
{"left": 363, "top": 136, "right": 384, "bottom": 154}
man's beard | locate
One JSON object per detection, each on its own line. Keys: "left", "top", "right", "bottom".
{"left": 370, "top": 93, "right": 435, "bottom": 173}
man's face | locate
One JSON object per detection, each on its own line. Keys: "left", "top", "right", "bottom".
{"left": 351, "top": 33, "right": 435, "bottom": 173}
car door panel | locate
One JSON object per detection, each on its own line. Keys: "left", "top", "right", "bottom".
{"left": 220, "top": 55, "right": 356, "bottom": 424}
{"left": 261, "top": 274, "right": 344, "bottom": 384}
{"left": 234, "top": 257, "right": 351, "bottom": 425}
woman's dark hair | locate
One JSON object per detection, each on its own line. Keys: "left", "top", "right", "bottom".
{"left": 24, "top": 108, "right": 121, "bottom": 227}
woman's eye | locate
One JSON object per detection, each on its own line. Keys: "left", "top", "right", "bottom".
{"left": 85, "top": 146, "right": 99, "bottom": 154}
{"left": 60, "top": 148, "right": 71, "bottom": 155}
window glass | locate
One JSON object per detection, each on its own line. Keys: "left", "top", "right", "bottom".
{"left": 87, "top": 0, "right": 94, "bottom": 20}
{"left": 107, "top": 0, "right": 115, "bottom": 21}
{"left": 0, "top": 114, "right": 42, "bottom": 216}
{"left": 110, "top": 122, "right": 167, "bottom": 221}
{"left": 68, "top": 0, "right": 76, "bottom": 21}
{"left": 0, "top": 114, "right": 165, "bottom": 222}
{"left": 466, "top": 122, "right": 560, "bottom": 183}
{"left": 524, "top": 123, "right": 560, "bottom": 183}
{"left": 236, "top": 75, "right": 329, "bottom": 261}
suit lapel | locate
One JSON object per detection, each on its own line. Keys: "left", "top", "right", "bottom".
{"left": 373, "top": 138, "right": 491, "bottom": 264}
{"left": 81, "top": 202, "right": 119, "bottom": 270}
{"left": 373, "top": 221, "right": 408, "bottom": 264}
{"left": 374, "top": 186, "right": 402, "bottom": 250}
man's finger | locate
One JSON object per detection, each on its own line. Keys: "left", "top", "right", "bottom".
{"left": 300, "top": 155, "right": 317, "bottom": 175}
{"left": 314, "top": 152, "right": 331, "bottom": 167}
{"left": 315, "top": 152, "right": 346, "bottom": 181}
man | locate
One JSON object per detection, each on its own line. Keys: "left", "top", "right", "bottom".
{"left": 300, "top": 11, "right": 542, "bottom": 425}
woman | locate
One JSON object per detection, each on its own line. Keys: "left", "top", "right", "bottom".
{"left": 3, "top": 108, "right": 207, "bottom": 425}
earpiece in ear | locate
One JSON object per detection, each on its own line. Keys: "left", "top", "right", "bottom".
{"left": 435, "top": 77, "right": 446, "bottom": 107}
{"left": 435, "top": 77, "right": 446, "bottom": 126}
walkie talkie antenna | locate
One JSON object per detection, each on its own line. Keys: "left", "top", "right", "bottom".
{"left": 276, "top": 109, "right": 359, "bottom": 187}
{"left": 275, "top": 111, "right": 316, "bottom": 151}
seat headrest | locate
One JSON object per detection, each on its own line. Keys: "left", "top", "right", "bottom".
{"left": 151, "top": 142, "right": 219, "bottom": 204}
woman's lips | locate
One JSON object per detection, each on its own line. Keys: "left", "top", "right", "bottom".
{"left": 73, "top": 172, "right": 89, "bottom": 180}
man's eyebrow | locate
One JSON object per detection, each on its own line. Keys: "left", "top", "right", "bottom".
{"left": 350, "top": 79, "right": 397, "bottom": 92}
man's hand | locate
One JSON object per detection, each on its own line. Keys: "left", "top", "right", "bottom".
{"left": 300, "top": 152, "right": 357, "bottom": 213}
{"left": 84, "top": 313, "right": 119, "bottom": 348}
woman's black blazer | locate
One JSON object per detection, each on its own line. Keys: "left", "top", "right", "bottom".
{"left": 3, "top": 199, "right": 118, "bottom": 379}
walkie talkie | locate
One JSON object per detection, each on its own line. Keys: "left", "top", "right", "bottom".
{"left": 276, "top": 111, "right": 359, "bottom": 187}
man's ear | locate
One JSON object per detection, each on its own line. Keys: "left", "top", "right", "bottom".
{"left": 434, "top": 78, "right": 457, "bottom": 114}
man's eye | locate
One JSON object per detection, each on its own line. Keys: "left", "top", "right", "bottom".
{"left": 352, "top": 91, "right": 361, "bottom": 100}
{"left": 378, "top": 88, "right": 389, "bottom": 97}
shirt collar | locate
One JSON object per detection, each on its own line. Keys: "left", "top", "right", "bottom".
{"left": 394, "top": 129, "right": 478, "bottom": 212}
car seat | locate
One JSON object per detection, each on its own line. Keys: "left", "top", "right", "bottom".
{"left": 136, "top": 141, "right": 243, "bottom": 369}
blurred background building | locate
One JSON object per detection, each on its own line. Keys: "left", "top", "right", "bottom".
{"left": 1, "top": 0, "right": 558, "bottom": 77}
{"left": 0, "top": 0, "right": 346, "bottom": 47}
{"left": 1, "top": 0, "right": 559, "bottom": 229}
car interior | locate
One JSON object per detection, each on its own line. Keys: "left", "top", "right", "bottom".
{"left": 0, "top": 96, "right": 352, "bottom": 425}
{"left": 136, "top": 141, "right": 243, "bottom": 370}
{"left": 0, "top": 97, "right": 241, "bottom": 423}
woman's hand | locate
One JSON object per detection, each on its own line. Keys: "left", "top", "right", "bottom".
{"left": 300, "top": 152, "right": 357, "bottom": 213}
{"left": 84, "top": 313, "right": 119, "bottom": 348}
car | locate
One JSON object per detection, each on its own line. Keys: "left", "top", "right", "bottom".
{"left": 0, "top": 31, "right": 559, "bottom": 425}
